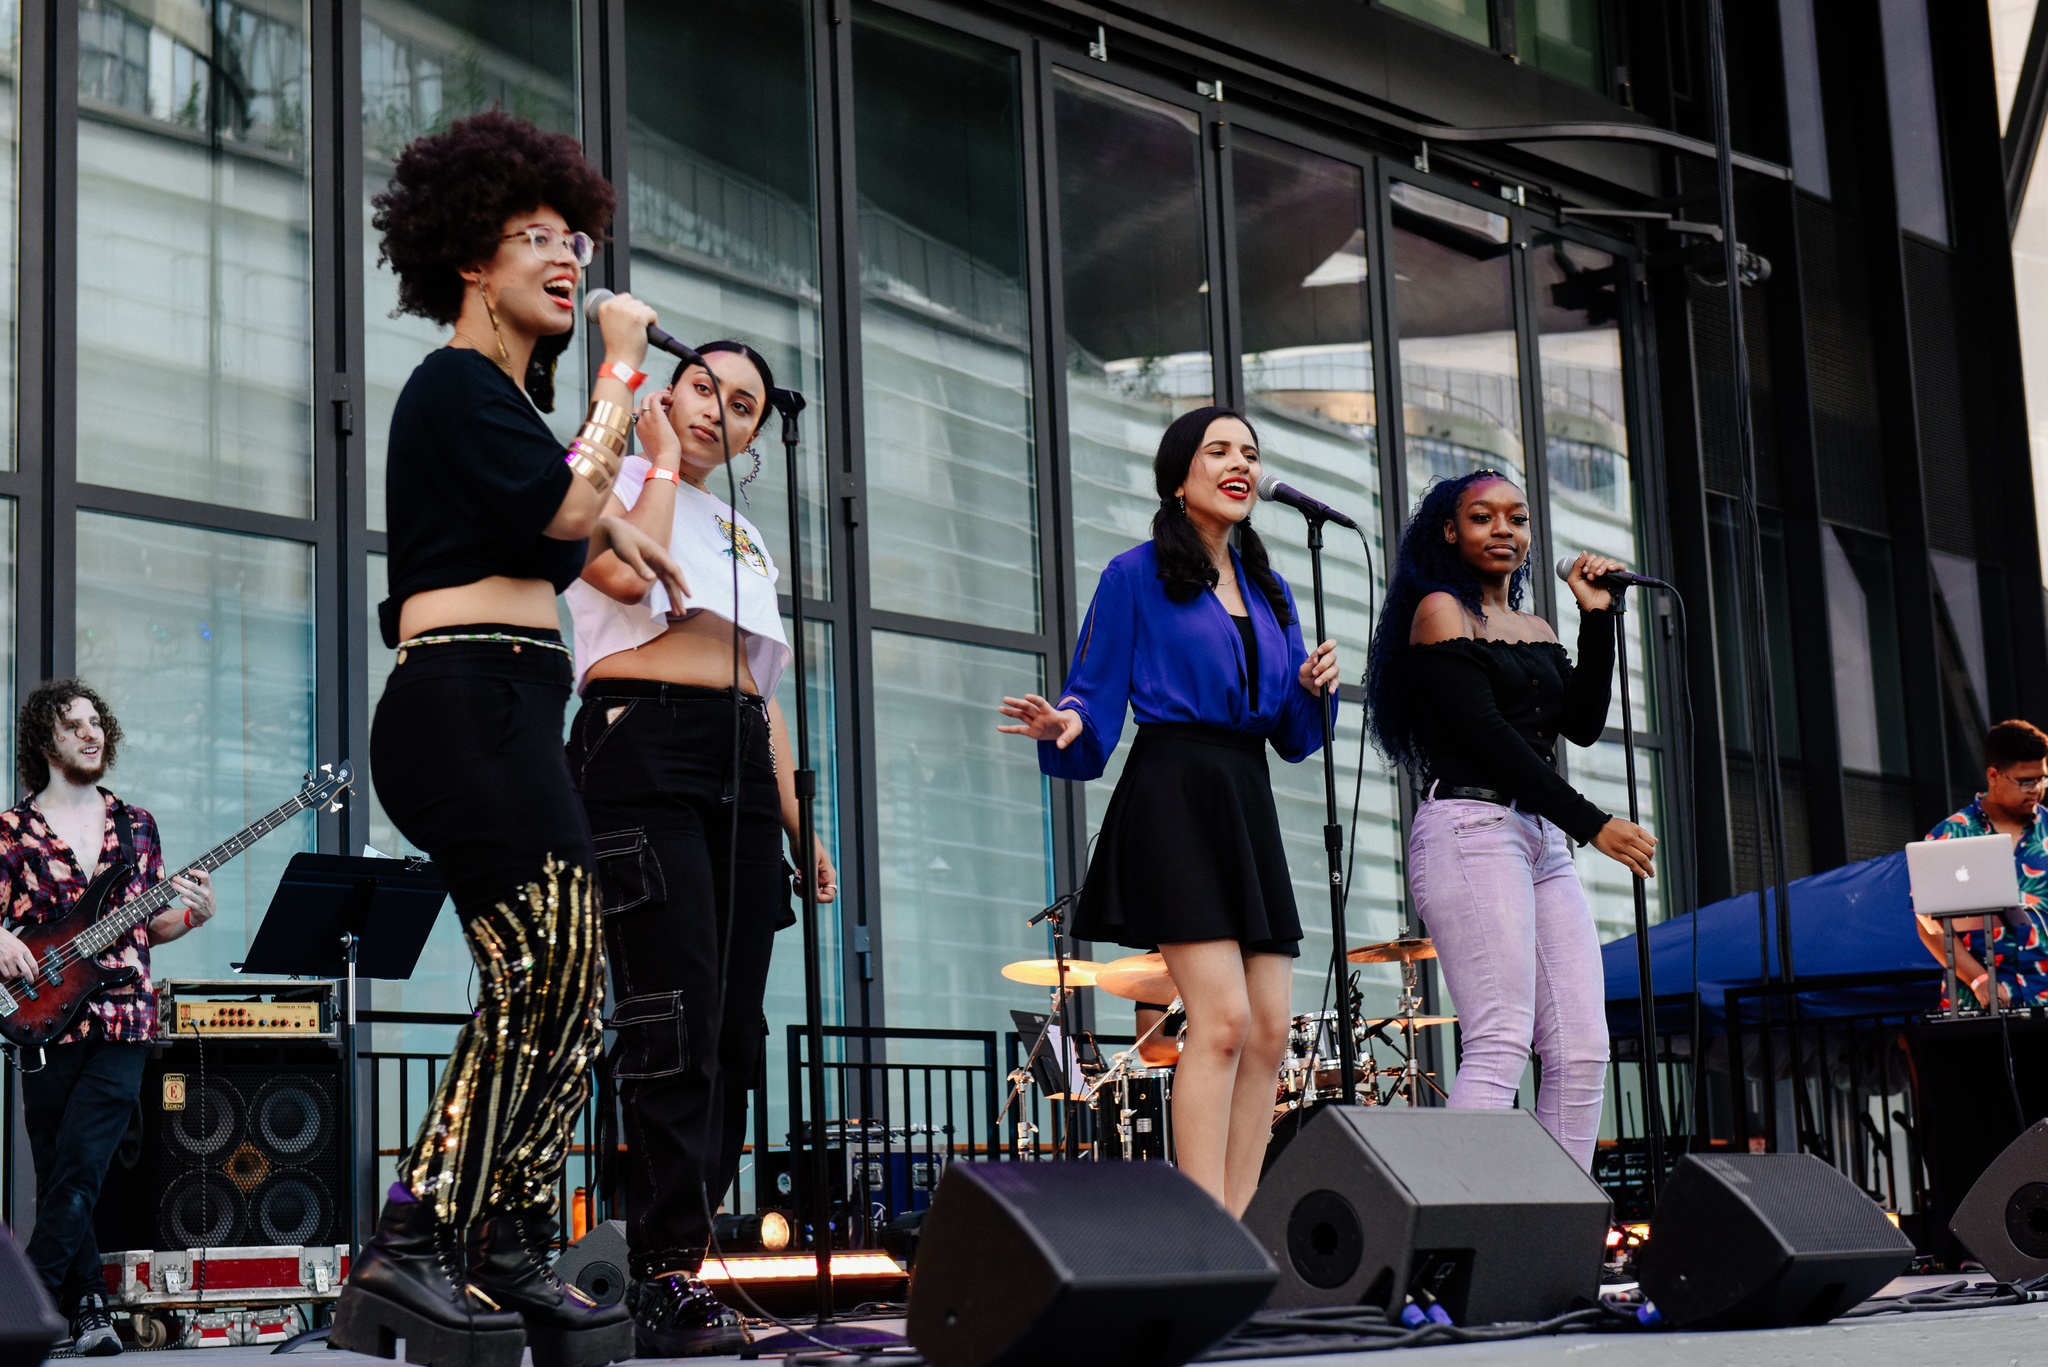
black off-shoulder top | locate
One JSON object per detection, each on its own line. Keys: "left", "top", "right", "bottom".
{"left": 1404, "top": 610, "right": 1617, "bottom": 844}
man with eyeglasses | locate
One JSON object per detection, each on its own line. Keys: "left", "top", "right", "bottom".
{"left": 1917, "top": 719, "right": 2048, "bottom": 1011}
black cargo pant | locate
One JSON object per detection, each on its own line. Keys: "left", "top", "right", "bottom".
{"left": 22, "top": 1031, "right": 147, "bottom": 1313}
{"left": 568, "top": 681, "right": 790, "bottom": 1277}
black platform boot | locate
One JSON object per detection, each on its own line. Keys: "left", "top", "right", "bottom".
{"left": 330, "top": 1200, "right": 528, "bottom": 1367}
{"left": 629, "top": 1271, "right": 749, "bottom": 1358}
{"left": 469, "top": 1212, "right": 635, "bottom": 1367}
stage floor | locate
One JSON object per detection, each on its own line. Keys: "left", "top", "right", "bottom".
{"left": 106, "top": 1281, "right": 2048, "bottom": 1365}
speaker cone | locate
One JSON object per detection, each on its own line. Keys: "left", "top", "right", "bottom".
{"left": 255, "top": 1174, "right": 331, "bottom": 1246}
{"left": 161, "top": 1171, "right": 244, "bottom": 1249}
{"left": 253, "top": 1075, "right": 330, "bottom": 1161}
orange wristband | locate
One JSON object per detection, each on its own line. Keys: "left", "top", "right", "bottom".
{"left": 598, "top": 361, "right": 647, "bottom": 390}
{"left": 642, "top": 467, "right": 680, "bottom": 486}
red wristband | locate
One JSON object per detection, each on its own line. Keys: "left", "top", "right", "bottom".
{"left": 598, "top": 361, "right": 648, "bottom": 391}
{"left": 183, "top": 907, "right": 197, "bottom": 930}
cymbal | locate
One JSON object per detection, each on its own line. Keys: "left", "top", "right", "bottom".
{"left": 1000, "top": 958, "right": 1105, "bottom": 988}
{"left": 1362, "top": 1015, "right": 1457, "bottom": 1030}
{"left": 1347, "top": 937, "right": 1437, "bottom": 964}
{"left": 1097, "top": 953, "right": 1178, "bottom": 1003}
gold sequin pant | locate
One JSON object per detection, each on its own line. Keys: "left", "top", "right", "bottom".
{"left": 369, "top": 633, "right": 603, "bottom": 1229}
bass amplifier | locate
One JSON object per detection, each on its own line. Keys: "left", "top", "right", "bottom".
{"left": 97, "top": 1041, "right": 344, "bottom": 1253}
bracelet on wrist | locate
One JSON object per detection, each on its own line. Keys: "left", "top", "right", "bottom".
{"left": 642, "top": 467, "right": 680, "bottom": 486}
{"left": 585, "top": 399, "right": 632, "bottom": 439}
{"left": 1972, "top": 972, "right": 1991, "bottom": 989}
{"left": 597, "top": 361, "right": 647, "bottom": 391}
{"left": 574, "top": 422, "right": 628, "bottom": 460}
{"left": 183, "top": 907, "right": 197, "bottom": 930}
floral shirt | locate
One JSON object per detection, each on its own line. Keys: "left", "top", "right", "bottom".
{"left": 0, "top": 791, "right": 166, "bottom": 1043}
{"left": 1925, "top": 796, "right": 2048, "bottom": 1008}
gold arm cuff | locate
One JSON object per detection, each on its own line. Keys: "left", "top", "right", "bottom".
{"left": 567, "top": 447, "right": 618, "bottom": 495}
{"left": 574, "top": 420, "right": 628, "bottom": 456}
{"left": 584, "top": 399, "right": 631, "bottom": 438}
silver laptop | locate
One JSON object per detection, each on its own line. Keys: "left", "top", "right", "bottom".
{"left": 1906, "top": 833, "right": 2021, "bottom": 918}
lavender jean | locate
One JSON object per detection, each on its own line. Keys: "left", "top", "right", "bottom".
{"left": 1409, "top": 796, "right": 1609, "bottom": 1169}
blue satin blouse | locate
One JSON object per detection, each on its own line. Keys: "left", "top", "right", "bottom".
{"left": 1039, "top": 540, "right": 1335, "bottom": 782}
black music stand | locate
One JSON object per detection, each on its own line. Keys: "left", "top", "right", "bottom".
{"left": 241, "top": 854, "right": 446, "bottom": 1260}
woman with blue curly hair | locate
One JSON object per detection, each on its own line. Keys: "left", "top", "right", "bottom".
{"left": 1365, "top": 469, "right": 1654, "bottom": 1169}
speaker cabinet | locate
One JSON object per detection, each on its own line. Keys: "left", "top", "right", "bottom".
{"left": 1242, "top": 1106, "right": 1610, "bottom": 1325}
{"left": 906, "top": 1161, "right": 1276, "bottom": 1367}
{"left": 1951, "top": 1117, "right": 2048, "bottom": 1282}
{"left": 554, "top": 1219, "right": 629, "bottom": 1307}
{"left": 0, "top": 1223, "right": 65, "bottom": 1367}
{"left": 97, "top": 1044, "right": 342, "bottom": 1252}
{"left": 1634, "top": 1154, "right": 1913, "bottom": 1329}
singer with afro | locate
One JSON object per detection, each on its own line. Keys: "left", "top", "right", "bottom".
{"left": 1363, "top": 469, "right": 1655, "bottom": 1170}
{"left": 331, "top": 110, "right": 688, "bottom": 1367}
{"left": 998, "top": 407, "right": 1339, "bottom": 1215}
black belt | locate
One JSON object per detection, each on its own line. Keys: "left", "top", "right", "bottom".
{"left": 1437, "top": 784, "right": 1513, "bottom": 807}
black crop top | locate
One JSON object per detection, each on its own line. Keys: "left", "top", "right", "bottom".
{"left": 1404, "top": 610, "right": 1616, "bottom": 844}
{"left": 378, "top": 348, "right": 584, "bottom": 647}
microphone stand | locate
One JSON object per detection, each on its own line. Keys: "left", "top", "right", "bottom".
{"left": 772, "top": 391, "right": 838, "bottom": 1324}
{"left": 1297, "top": 512, "right": 1359, "bottom": 1101}
{"left": 1608, "top": 585, "right": 1667, "bottom": 1202}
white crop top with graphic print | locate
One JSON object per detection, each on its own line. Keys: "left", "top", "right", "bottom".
{"left": 565, "top": 455, "right": 792, "bottom": 699}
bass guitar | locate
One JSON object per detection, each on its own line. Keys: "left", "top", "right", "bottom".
{"left": 0, "top": 763, "right": 352, "bottom": 1048}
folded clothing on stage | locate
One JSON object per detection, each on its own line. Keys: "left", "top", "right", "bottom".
{"left": 1406, "top": 612, "right": 1615, "bottom": 845}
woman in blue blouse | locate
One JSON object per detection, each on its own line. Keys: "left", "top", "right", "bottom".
{"left": 999, "top": 407, "right": 1338, "bottom": 1214}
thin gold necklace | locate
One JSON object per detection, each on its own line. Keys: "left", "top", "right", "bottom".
{"left": 447, "top": 333, "right": 519, "bottom": 382}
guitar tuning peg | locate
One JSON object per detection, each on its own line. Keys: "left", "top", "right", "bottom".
{"left": 321, "top": 763, "right": 333, "bottom": 774}
{"left": 304, "top": 770, "right": 313, "bottom": 782}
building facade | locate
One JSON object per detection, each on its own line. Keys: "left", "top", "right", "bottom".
{"left": 0, "top": 0, "right": 2040, "bottom": 1211}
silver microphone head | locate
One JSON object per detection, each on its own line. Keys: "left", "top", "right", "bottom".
{"left": 582, "top": 286, "right": 614, "bottom": 322}
{"left": 1255, "top": 472, "right": 1283, "bottom": 502}
{"left": 1555, "top": 555, "right": 1580, "bottom": 583}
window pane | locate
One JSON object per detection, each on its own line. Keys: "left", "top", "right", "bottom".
{"left": 1055, "top": 68, "right": 1213, "bottom": 613}
{"left": 1708, "top": 497, "right": 1801, "bottom": 760}
{"left": 1382, "top": 0, "right": 1491, "bottom": 46}
{"left": 76, "top": 513, "right": 316, "bottom": 979}
{"left": 1515, "top": 0, "right": 1604, "bottom": 91}
{"left": 1228, "top": 129, "right": 1404, "bottom": 1014}
{"left": 0, "top": 1, "right": 17, "bottom": 472}
{"left": 1533, "top": 236, "right": 1652, "bottom": 732}
{"left": 77, "top": 0, "right": 313, "bottom": 515}
{"left": 875, "top": 632, "right": 1050, "bottom": 1034}
{"left": 1879, "top": 0, "right": 1948, "bottom": 243}
{"left": 624, "top": 0, "right": 829, "bottom": 598}
{"left": 361, "top": 0, "right": 583, "bottom": 534}
{"left": 1573, "top": 743, "right": 1667, "bottom": 935}
{"left": 1823, "top": 525, "right": 1911, "bottom": 776}
{"left": 1390, "top": 183, "right": 1522, "bottom": 497}
{"left": 855, "top": 7, "right": 1036, "bottom": 629}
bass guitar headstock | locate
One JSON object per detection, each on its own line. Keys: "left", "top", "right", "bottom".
{"left": 300, "top": 762, "right": 354, "bottom": 814}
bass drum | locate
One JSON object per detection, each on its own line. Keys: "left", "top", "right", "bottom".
{"left": 1093, "top": 1066, "right": 1175, "bottom": 1162}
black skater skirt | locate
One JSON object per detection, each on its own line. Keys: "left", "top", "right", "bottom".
{"left": 1071, "top": 723, "right": 1302, "bottom": 955}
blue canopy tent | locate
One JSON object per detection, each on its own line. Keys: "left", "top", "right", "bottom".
{"left": 1601, "top": 853, "right": 1942, "bottom": 1035}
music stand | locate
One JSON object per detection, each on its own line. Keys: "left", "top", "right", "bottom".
{"left": 240, "top": 854, "right": 446, "bottom": 1258}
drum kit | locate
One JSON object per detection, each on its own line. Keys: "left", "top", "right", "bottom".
{"left": 998, "top": 933, "right": 1453, "bottom": 1165}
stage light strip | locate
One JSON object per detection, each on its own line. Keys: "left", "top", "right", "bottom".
{"left": 700, "top": 1253, "right": 905, "bottom": 1282}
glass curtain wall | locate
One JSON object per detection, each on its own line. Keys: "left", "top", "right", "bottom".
{"left": 1532, "top": 234, "right": 1664, "bottom": 935}
{"left": 360, "top": 0, "right": 583, "bottom": 535}
{"left": 1390, "top": 182, "right": 1523, "bottom": 499}
{"left": 1227, "top": 128, "right": 1402, "bottom": 1014}
{"left": 77, "top": 0, "right": 314, "bottom": 514}
{"left": 853, "top": 8, "right": 1053, "bottom": 1034}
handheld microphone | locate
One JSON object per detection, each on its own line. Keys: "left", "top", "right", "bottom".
{"left": 1255, "top": 473, "right": 1360, "bottom": 529}
{"left": 582, "top": 288, "right": 704, "bottom": 369}
{"left": 1554, "top": 555, "right": 1665, "bottom": 592}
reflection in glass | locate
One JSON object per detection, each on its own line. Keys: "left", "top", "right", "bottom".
{"left": 78, "top": 0, "right": 313, "bottom": 513}
{"left": 625, "top": 0, "right": 829, "bottom": 598}
{"left": 1515, "top": 0, "right": 1603, "bottom": 91}
{"left": 1228, "top": 129, "right": 1403, "bottom": 1014}
{"left": 1382, "top": 0, "right": 1490, "bottom": 46}
{"left": 1390, "top": 183, "right": 1522, "bottom": 501}
{"left": 1532, "top": 236, "right": 1652, "bottom": 732}
{"left": 1823, "top": 525, "right": 1910, "bottom": 776}
{"left": 77, "top": 514, "right": 316, "bottom": 979}
{"left": 1055, "top": 68, "right": 1213, "bottom": 613}
{"left": 361, "top": 0, "right": 583, "bottom": 533}
{"left": 1573, "top": 746, "right": 1667, "bottom": 935}
{"left": 1708, "top": 498, "right": 1801, "bottom": 761}
{"left": 875, "top": 633, "right": 1050, "bottom": 1033}
{"left": 854, "top": 7, "right": 1036, "bottom": 628}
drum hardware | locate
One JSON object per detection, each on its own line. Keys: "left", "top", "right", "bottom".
{"left": 1081, "top": 998, "right": 1183, "bottom": 1162}
{"left": 996, "top": 898, "right": 1096, "bottom": 1150}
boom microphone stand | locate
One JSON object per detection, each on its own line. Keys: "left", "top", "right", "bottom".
{"left": 1298, "top": 513, "right": 1359, "bottom": 1101}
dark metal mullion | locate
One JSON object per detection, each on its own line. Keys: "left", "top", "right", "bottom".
{"left": 46, "top": 0, "right": 77, "bottom": 681}
{"left": 1212, "top": 114, "right": 1242, "bottom": 409}
{"left": 817, "top": 0, "right": 877, "bottom": 1026}
{"left": 864, "top": 609, "right": 1048, "bottom": 657}
{"left": 72, "top": 485, "right": 321, "bottom": 544}
{"left": 2007, "top": 0, "right": 2048, "bottom": 228}
{"left": 1201, "top": 104, "right": 1233, "bottom": 408}
{"left": 1510, "top": 215, "right": 1555, "bottom": 627}
{"left": 307, "top": 0, "right": 347, "bottom": 867}
{"left": 332, "top": 0, "right": 369, "bottom": 861}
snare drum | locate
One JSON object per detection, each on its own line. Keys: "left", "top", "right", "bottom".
{"left": 1093, "top": 1066, "right": 1175, "bottom": 1162}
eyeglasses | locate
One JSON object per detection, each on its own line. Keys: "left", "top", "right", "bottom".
{"left": 503, "top": 226, "right": 594, "bottom": 268}
{"left": 2008, "top": 775, "right": 2048, "bottom": 792}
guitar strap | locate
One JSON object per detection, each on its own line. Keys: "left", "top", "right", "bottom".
{"left": 111, "top": 799, "right": 135, "bottom": 870}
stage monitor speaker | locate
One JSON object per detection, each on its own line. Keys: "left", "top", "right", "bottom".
{"left": 0, "top": 1223, "right": 65, "bottom": 1367}
{"left": 905, "top": 1160, "right": 1276, "bottom": 1367}
{"left": 97, "top": 1044, "right": 341, "bottom": 1252}
{"left": 554, "top": 1219, "right": 628, "bottom": 1307}
{"left": 1951, "top": 1117, "right": 2048, "bottom": 1282}
{"left": 1634, "top": 1153, "right": 1913, "bottom": 1329}
{"left": 1242, "top": 1105, "right": 1609, "bottom": 1325}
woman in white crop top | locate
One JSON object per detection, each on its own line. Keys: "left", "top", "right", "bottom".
{"left": 562, "top": 340, "right": 835, "bottom": 1348}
